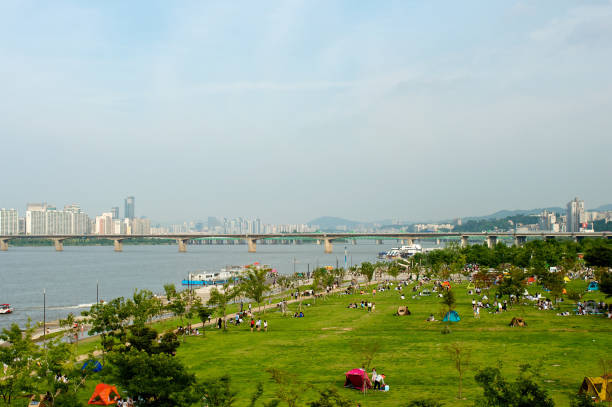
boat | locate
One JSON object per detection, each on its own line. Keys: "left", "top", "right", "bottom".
{"left": 182, "top": 266, "right": 245, "bottom": 286}
{"left": 0, "top": 304, "right": 13, "bottom": 314}
{"left": 378, "top": 244, "right": 423, "bottom": 259}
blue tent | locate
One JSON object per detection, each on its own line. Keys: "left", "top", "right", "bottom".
{"left": 443, "top": 310, "right": 461, "bottom": 322}
{"left": 588, "top": 281, "right": 599, "bottom": 291}
{"left": 81, "top": 360, "right": 102, "bottom": 373}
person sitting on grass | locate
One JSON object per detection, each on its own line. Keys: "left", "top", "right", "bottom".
{"left": 426, "top": 313, "right": 435, "bottom": 322}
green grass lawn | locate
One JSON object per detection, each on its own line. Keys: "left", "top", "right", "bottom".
{"left": 169, "top": 280, "right": 611, "bottom": 406}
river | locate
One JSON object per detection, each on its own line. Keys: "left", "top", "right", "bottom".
{"left": 0, "top": 241, "right": 441, "bottom": 329}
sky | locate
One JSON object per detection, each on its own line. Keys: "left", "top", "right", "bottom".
{"left": 1, "top": 0, "right": 611, "bottom": 224}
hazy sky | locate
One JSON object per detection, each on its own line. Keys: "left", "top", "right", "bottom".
{"left": 2, "top": 1, "right": 611, "bottom": 224}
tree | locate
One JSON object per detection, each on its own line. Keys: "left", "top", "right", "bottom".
{"left": 360, "top": 262, "right": 375, "bottom": 287}
{"left": 496, "top": 267, "right": 525, "bottom": 302}
{"left": 584, "top": 244, "right": 612, "bottom": 267}
{"left": 129, "top": 289, "right": 162, "bottom": 327}
{"left": 387, "top": 262, "right": 402, "bottom": 281}
{"left": 59, "top": 312, "right": 80, "bottom": 348}
{"left": 106, "top": 348, "right": 199, "bottom": 407}
{"left": 0, "top": 323, "right": 40, "bottom": 406}
{"left": 241, "top": 267, "right": 270, "bottom": 313}
{"left": 599, "top": 270, "right": 612, "bottom": 297}
{"left": 193, "top": 301, "right": 213, "bottom": 336}
{"left": 208, "top": 282, "right": 239, "bottom": 331}
{"left": 447, "top": 343, "right": 470, "bottom": 399}
{"left": 201, "top": 375, "right": 237, "bottom": 407}
{"left": 82, "top": 297, "right": 131, "bottom": 358}
{"left": 307, "top": 388, "right": 353, "bottom": 407}
{"left": 36, "top": 337, "right": 83, "bottom": 407}
{"left": 474, "top": 367, "right": 555, "bottom": 407}
{"left": 266, "top": 368, "right": 305, "bottom": 407}
{"left": 441, "top": 289, "right": 456, "bottom": 313}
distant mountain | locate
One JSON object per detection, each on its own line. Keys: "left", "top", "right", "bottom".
{"left": 462, "top": 207, "right": 564, "bottom": 221}
{"left": 593, "top": 204, "right": 612, "bottom": 211}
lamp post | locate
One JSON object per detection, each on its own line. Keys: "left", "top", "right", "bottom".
{"left": 43, "top": 288, "right": 46, "bottom": 346}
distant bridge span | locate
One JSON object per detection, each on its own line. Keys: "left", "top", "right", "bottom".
{"left": 0, "top": 232, "right": 610, "bottom": 253}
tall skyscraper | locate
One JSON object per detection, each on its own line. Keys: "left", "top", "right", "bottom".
{"left": 111, "top": 206, "right": 119, "bottom": 220}
{"left": 124, "top": 196, "right": 135, "bottom": 220}
{"left": 566, "top": 197, "right": 585, "bottom": 233}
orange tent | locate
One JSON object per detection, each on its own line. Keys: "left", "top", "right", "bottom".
{"left": 88, "top": 383, "right": 120, "bottom": 405}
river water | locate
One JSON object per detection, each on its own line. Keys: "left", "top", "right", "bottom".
{"left": 0, "top": 241, "right": 437, "bottom": 329}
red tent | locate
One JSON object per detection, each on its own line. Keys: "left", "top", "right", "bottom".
{"left": 88, "top": 383, "right": 121, "bottom": 405}
{"left": 344, "top": 369, "right": 372, "bottom": 391}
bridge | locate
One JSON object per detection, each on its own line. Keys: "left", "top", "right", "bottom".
{"left": 0, "top": 232, "right": 610, "bottom": 253}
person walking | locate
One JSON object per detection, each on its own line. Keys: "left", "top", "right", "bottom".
{"left": 264, "top": 320, "right": 268, "bottom": 332}
{"left": 250, "top": 318, "right": 255, "bottom": 332}
{"left": 256, "top": 318, "right": 261, "bottom": 332}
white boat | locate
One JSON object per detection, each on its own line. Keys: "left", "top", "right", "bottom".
{"left": 379, "top": 244, "right": 423, "bottom": 259}
{"left": 0, "top": 304, "right": 13, "bottom": 314}
{"left": 182, "top": 266, "right": 245, "bottom": 286}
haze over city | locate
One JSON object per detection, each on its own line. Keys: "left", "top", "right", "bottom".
{"left": 2, "top": 1, "right": 612, "bottom": 223}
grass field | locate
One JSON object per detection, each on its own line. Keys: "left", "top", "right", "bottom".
{"left": 174, "top": 280, "right": 610, "bottom": 406}
{"left": 74, "top": 280, "right": 611, "bottom": 406}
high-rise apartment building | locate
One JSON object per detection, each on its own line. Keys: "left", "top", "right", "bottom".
{"left": 111, "top": 206, "right": 120, "bottom": 220}
{"left": 95, "top": 212, "right": 114, "bottom": 235}
{"left": 25, "top": 203, "right": 90, "bottom": 235}
{"left": 566, "top": 197, "right": 585, "bottom": 233}
{"left": 124, "top": 196, "right": 135, "bottom": 219}
{"left": 0, "top": 209, "right": 19, "bottom": 235}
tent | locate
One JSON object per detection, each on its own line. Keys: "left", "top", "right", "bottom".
{"left": 509, "top": 317, "right": 527, "bottom": 327}
{"left": 396, "top": 306, "right": 411, "bottom": 316}
{"left": 578, "top": 375, "right": 612, "bottom": 402}
{"left": 442, "top": 281, "right": 451, "bottom": 289}
{"left": 344, "top": 369, "right": 372, "bottom": 391}
{"left": 466, "top": 283, "right": 475, "bottom": 290}
{"left": 443, "top": 310, "right": 461, "bottom": 322}
{"left": 527, "top": 277, "right": 536, "bottom": 284}
{"left": 564, "top": 276, "right": 571, "bottom": 283}
{"left": 88, "top": 383, "right": 120, "bottom": 405}
{"left": 588, "top": 281, "right": 599, "bottom": 291}
{"left": 81, "top": 360, "right": 102, "bottom": 373}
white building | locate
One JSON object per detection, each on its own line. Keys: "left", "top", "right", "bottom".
{"left": 0, "top": 209, "right": 19, "bottom": 235}
{"left": 25, "top": 203, "right": 90, "bottom": 235}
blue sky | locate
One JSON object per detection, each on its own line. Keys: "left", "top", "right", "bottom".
{"left": 1, "top": 1, "right": 611, "bottom": 223}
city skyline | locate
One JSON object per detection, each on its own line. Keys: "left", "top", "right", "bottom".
{"left": 1, "top": 1, "right": 612, "bottom": 223}
{"left": 2, "top": 195, "right": 611, "bottom": 235}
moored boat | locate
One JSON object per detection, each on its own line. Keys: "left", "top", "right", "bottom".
{"left": 0, "top": 304, "right": 13, "bottom": 314}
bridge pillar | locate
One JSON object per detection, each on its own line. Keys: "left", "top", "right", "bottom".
{"left": 461, "top": 236, "right": 469, "bottom": 248}
{"left": 247, "top": 238, "right": 257, "bottom": 253}
{"left": 405, "top": 238, "right": 413, "bottom": 246}
{"left": 316, "top": 239, "right": 321, "bottom": 245}
{"left": 177, "top": 238, "right": 188, "bottom": 253}
{"left": 0, "top": 239, "right": 9, "bottom": 251}
{"left": 324, "top": 238, "right": 333, "bottom": 254}
{"left": 352, "top": 239, "right": 357, "bottom": 245}
{"left": 114, "top": 239, "right": 123, "bottom": 252}
{"left": 54, "top": 238, "right": 64, "bottom": 252}
{"left": 514, "top": 236, "right": 526, "bottom": 247}
{"left": 486, "top": 236, "right": 497, "bottom": 249}
{"left": 436, "top": 238, "right": 441, "bottom": 245}
{"left": 376, "top": 239, "right": 383, "bottom": 245}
